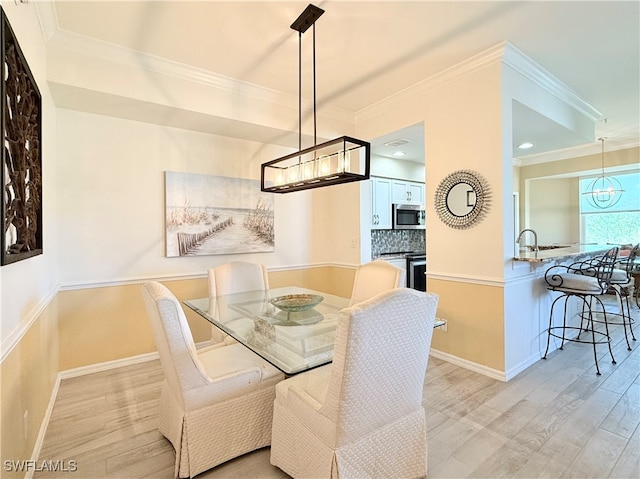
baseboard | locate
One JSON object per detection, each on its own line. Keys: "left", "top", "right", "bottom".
{"left": 429, "top": 348, "right": 506, "bottom": 382}
{"left": 58, "top": 351, "right": 160, "bottom": 379}
{"left": 504, "top": 353, "right": 542, "bottom": 381}
{"left": 26, "top": 374, "right": 62, "bottom": 479}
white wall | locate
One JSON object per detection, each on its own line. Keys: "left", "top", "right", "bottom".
{"left": 55, "top": 109, "right": 345, "bottom": 286}
{"left": 371, "top": 155, "right": 425, "bottom": 182}
{"left": 0, "top": 2, "right": 59, "bottom": 359}
{"left": 357, "top": 67, "right": 506, "bottom": 281}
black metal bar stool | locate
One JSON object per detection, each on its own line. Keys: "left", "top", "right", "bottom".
{"left": 577, "top": 243, "right": 639, "bottom": 351}
{"left": 543, "top": 247, "right": 618, "bottom": 375}
{"left": 608, "top": 244, "right": 639, "bottom": 349}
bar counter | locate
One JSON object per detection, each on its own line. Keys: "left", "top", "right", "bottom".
{"left": 513, "top": 244, "right": 614, "bottom": 264}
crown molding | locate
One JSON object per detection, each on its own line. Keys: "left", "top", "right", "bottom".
{"left": 34, "top": 0, "right": 57, "bottom": 41}
{"left": 33, "top": 1, "right": 354, "bottom": 124}
{"left": 356, "top": 42, "right": 506, "bottom": 122}
{"left": 502, "top": 42, "right": 602, "bottom": 121}
{"left": 356, "top": 41, "right": 603, "bottom": 125}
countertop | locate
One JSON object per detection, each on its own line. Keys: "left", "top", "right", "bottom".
{"left": 513, "top": 244, "right": 615, "bottom": 264}
{"left": 374, "top": 251, "right": 425, "bottom": 260}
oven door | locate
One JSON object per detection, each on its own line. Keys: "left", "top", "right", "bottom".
{"left": 407, "top": 258, "right": 427, "bottom": 291}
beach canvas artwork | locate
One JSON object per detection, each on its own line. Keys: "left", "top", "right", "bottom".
{"left": 165, "top": 172, "right": 274, "bottom": 257}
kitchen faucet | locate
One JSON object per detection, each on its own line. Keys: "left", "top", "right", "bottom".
{"left": 517, "top": 228, "right": 538, "bottom": 252}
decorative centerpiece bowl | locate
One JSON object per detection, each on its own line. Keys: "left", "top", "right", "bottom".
{"left": 270, "top": 293, "right": 324, "bottom": 312}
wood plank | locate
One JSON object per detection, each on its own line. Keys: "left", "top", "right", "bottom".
{"left": 609, "top": 422, "right": 640, "bottom": 479}
{"left": 562, "top": 427, "right": 628, "bottom": 478}
{"left": 514, "top": 435, "right": 581, "bottom": 478}
{"left": 506, "top": 392, "right": 585, "bottom": 457}
{"left": 600, "top": 382, "right": 640, "bottom": 439}
{"left": 553, "top": 387, "right": 622, "bottom": 448}
{"left": 34, "top": 320, "right": 640, "bottom": 479}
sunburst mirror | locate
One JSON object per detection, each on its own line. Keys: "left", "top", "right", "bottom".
{"left": 434, "top": 170, "right": 491, "bottom": 229}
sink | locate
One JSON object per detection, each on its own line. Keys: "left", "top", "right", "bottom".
{"left": 527, "top": 245, "right": 570, "bottom": 251}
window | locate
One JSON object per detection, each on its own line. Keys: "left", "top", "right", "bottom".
{"left": 580, "top": 171, "right": 640, "bottom": 245}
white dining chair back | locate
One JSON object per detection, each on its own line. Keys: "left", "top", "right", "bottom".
{"left": 270, "top": 287, "right": 439, "bottom": 478}
{"left": 142, "top": 281, "right": 205, "bottom": 409}
{"left": 142, "top": 281, "right": 284, "bottom": 478}
{"left": 208, "top": 261, "right": 269, "bottom": 344}
{"left": 350, "top": 259, "right": 403, "bottom": 305}
{"left": 208, "top": 261, "right": 269, "bottom": 297}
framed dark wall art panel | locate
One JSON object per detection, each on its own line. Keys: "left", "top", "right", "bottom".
{"left": 1, "top": 8, "right": 42, "bottom": 265}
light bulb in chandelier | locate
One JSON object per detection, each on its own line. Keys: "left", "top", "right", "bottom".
{"left": 583, "top": 176, "right": 624, "bottom": 209}
{"left": 581, "top": 137, "right": 624, "bottom": 209}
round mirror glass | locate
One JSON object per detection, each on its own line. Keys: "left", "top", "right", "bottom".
{"left": 446, "top": 182, "right": 477, "bottom": 217}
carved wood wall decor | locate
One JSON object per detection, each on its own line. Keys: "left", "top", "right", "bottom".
{"left": 1, "top": 8, "right": 42, "bottom": 265}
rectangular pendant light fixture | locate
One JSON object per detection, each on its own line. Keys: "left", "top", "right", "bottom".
{"left": 261, "top": 135, "right": 370, "bottom": 193}
{"left": 260, "top": 4, "right": 370, "bottom": 193}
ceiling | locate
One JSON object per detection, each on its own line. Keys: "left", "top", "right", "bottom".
{"left": 47, "top": 1, "right": 639, "bottom": 164}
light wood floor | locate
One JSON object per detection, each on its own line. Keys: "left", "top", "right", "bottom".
{"left": 35, "top": 303, "right": 639, "bottom": 479}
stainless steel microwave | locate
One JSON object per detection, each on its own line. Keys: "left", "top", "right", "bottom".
{"left": 392, "top": 204, "right": 425, "bottom": 230}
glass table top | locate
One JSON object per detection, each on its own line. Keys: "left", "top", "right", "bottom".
{"left": 184, "top": 286, "right": 352, "bottom": 375}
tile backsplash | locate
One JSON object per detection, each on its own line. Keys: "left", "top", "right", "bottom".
{"left": 371, "top": 229, "right": 426, "bottom": 257}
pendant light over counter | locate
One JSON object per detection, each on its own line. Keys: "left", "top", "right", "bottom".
{"left": 582, "top": 137, "right": 625, "bottom": 209}
{"left": 261, "top": 4, "right": 370, "bottom": 193}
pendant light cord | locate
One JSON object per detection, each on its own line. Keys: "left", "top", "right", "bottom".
{"left": 297, "top": 25, "right": 319, "bottom": 151}
{"left": 313, "top": 23, "right": 317, "bottom": 147}
{"left": 600, "top": 137, "right": 605, "bottom": 176}
{"left": 298, "top": 31, "right": 302, "bottom": 154}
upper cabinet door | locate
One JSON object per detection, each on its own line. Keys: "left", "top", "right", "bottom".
{"left": 392, "top": 180, "right": 424, "bottom": 205}
{"left": 407, "top": 182, "right": 425, "bottom": 206}
{"left": 371, "top": 177, "right": 392, "bottom": 229}
{"left": 392, "top": 181, "right": 410, "bottom": 203}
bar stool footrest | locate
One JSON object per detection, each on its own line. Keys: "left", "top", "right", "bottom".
{"left": 579, "top": 311, "right": 635, "bottom": 327}
{"left": 547, "top": 326, "right": 612, "bottom": 345}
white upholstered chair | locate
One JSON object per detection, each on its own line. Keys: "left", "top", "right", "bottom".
{"left": 350, "top": 259, "right": 404, "bottom": 305}
{"left": 208, "top": 261, "right": 270, "bottom": 345}
{"left": 270, "top": 288, "right": 439, "bottom": 478}
{"left": 141, "top": 281, "right": 284, "bottom": 478}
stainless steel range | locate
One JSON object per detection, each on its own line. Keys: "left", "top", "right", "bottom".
{"left": 405, "top": 252, "right": 426, "bottom": 291}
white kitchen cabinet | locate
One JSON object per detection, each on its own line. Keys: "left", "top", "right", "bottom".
{"left": 392, "top": 180, "right": 425, "bottom": 205}
{"left": 371, "top": 177, "right": 392, "bottom": 229}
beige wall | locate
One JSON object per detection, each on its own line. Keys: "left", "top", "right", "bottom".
{"left": 429, "top": 279, "right": 505, "bottom": 371}
{"left": 1, "top": 298, "right": 58, "bottom": 478}
{"left": 526, "top": 177, "right": 579, "bottom": 244}
{"left": 57, "top": 266, "right": 356, "bottom": 371}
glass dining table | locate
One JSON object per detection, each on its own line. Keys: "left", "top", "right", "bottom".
{"left": 184, "top": 286, "right": 352, "bottom": 375}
